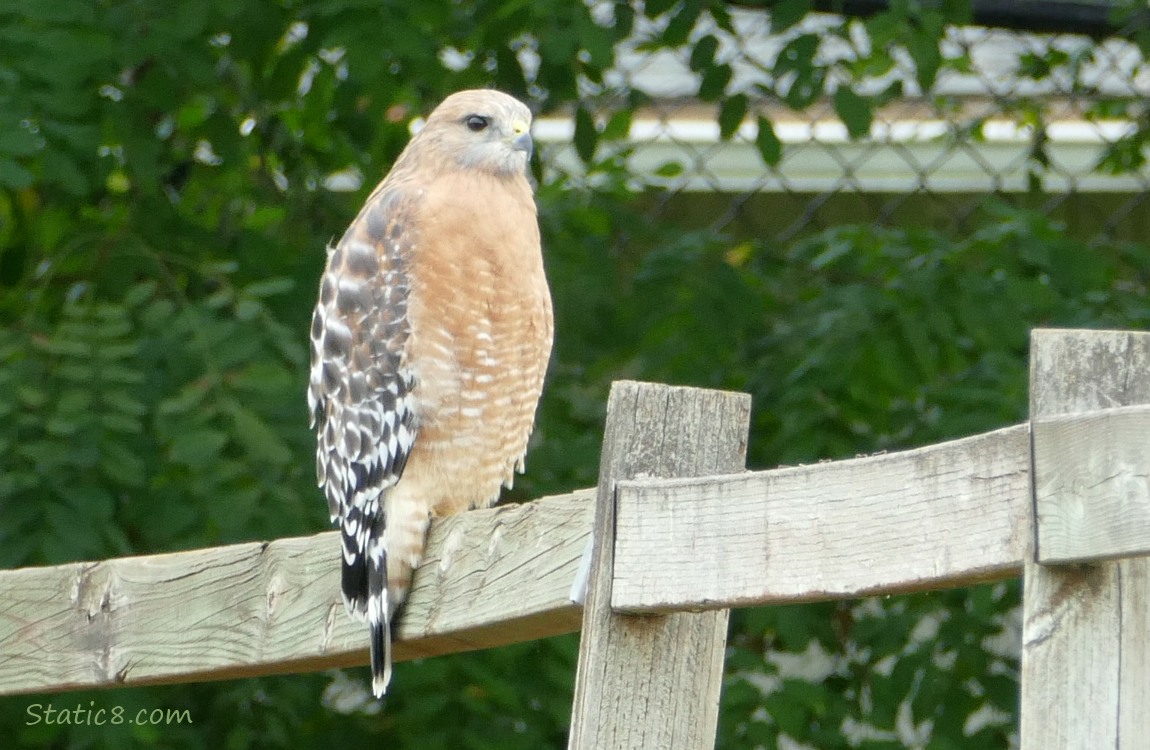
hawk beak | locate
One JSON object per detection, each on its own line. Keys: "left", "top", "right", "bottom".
{"left": 510, "top": 120, "right": 533, "bottom": 157}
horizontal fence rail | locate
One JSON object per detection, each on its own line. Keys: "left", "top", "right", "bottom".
{"left": 0, "top": 490, "right": 593, "bottom": 696}
{"left": 611, "top": 400, "right": 1150, "bottom": 614}
{"left": 612, "top": 423, "right": 1032, "bottom": 612}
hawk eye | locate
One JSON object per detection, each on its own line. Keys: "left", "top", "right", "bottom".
{"left": 464, "top": 115, "right": 489, "bottom": 132}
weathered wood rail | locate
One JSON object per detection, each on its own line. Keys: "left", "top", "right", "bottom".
{"left": 0, "top": 489, "right": 594, "bottom": 692}
{"left": 1, "top": 328, "right": 1148, "bottom": 750}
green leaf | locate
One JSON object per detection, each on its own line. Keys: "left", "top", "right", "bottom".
{"left": 775, "top": 34, "right": 825, "bottom": 108}
{"left": 44, "top": 501, "right": 103, "bottom": 561}
{"left": 64, "top": 483, "right": 116, "bottom": 521}
{"left": 718, "top": 94, "right": 749, "bottom": 140}
{"left": 941, "top": 0, "right": 974, "bottom": 24}
{"left": 774, "top": 33, "right": 818, "bottom": 75}
{"left": 98, "top": 364, "right": 145, "bottom": 385}
{"left": 123, "top": 281, "right": 158, "bottom": 307}
{"left": 94, "top": 342, "right": 139, "bottom": 362}
{"left": 689, "top": 35, "right": 719, "bottom": 72}
{"left": 229, "top": 405, "right": 291, "bottom": 464}
{"left": 235, "top": 298, "right": 262, "bottom": 321}
{"left": 56, "top": 388, "right": 93, "bottom": 415}
{"left": 158, "top": 384, "right": 208, "bottom": 416}
{"left": 0, "top": 125, "right": 40, "bottom": 157}
{"left": 905, "top": 17, "right": 945, "bottom": 90}
{"left": 43, "top": 150, "right": 89, "bottom": 195}
{"left": 242, "top": 277, "right": 296, "bottom": 298}
{"left": 755, "top": 116, "right": 783, "bottom": 166}
{"left": 770, "top": 0, "right": 812, "bottom": 32}
{"left": 661, "top": 1, "right": 702, "bottom": 46}
{"left": 232, "top": 362, "right": 294, "bottom": 397}
{"left": 169, "top": 429, "right": 228, "bottom": 468}
{"left": 99, "top": 411, "right": 143, "bottom": 435}
{"left": 0, "top": 159, "right": 34, "bottom": 189}
{"left": 600, "top": 109, "right": 632, "bottom": 141}
{"left": 698, "top": 63, "right": 732, "bottom": 101}
{"left": 1097, "top": 132, "right": 1150, "bottom": 174}
{"left": 644, "top": 0, "right": 679, "bottom": 14}
{"left": 833, "top": 88, "right": 873, "bottom": 139}
{"left": 580, "top": 26, "right": 615, "bottom": 73}
{"left": 100, "top": 441, "right": 147, "bottom": 487}
{"left": 573, "top": 105, "right": 597, "bottom": 164}
{"left": 45, "top": 415, "right": 80, "bottom": 436}
{"left": 16, "top": 385, "right": 48, "bottom": 409}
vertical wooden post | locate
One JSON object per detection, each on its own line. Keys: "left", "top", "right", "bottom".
{"left": 568, "top": 381, "right": 751, "bottom": 750}
{"left": 1021, "top": 329, "right": 1150, "bottom": 748}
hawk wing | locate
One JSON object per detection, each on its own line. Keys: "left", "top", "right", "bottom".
{"left": 307, "top": 186, "right": 418, "bottom": 625}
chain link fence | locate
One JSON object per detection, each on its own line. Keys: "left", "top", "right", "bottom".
{"left": 540, "top": 6, "right": 1150, "bottom": 244}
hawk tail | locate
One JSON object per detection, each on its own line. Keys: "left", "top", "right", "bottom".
{"left": 366, "top": 515, "right": 392, "bottom": 697}
{"left": 352, "top": 491, "right": 428, "bottom": 698}
{"left": 368, "top": 583, "right": 392, "bottom": 697}
{"left": 338, "top": 504, "right": 393, "bottom": 697}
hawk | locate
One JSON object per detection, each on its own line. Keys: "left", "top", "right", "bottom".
{"left": 307, "top": 89, "right": 553, "bottom": 697}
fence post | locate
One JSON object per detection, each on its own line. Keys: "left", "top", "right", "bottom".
{"left": 568, "top": 381, "right": 751, "bottom": 750}
{"left": 1021, "top": 329, "right": 1150, "bottom": 748}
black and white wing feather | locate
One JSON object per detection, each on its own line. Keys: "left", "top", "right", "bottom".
{"left": 307, "top": 188, "right": 417, "bottom": 694}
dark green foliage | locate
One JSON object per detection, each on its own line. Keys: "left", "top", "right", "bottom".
{"left": 3, "top": 0, "right": 1150, "bottom": 748}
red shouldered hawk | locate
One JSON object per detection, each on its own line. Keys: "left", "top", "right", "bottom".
{"left": 307, "top": 89, "right": 553, "bottom": 697}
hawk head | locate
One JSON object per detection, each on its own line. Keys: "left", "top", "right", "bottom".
{"left": 415, "top": 89, "right": 534, "bottom": 177}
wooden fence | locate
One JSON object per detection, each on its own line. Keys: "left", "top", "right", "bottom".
{"left": 2, "top": 327, "right": 1148, "bottom": 748}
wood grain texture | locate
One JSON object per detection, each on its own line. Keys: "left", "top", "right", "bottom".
{"left": 613, "top": 424, "right": 1031, "bottom": 612}
{"left": 1033, "top": 404, "right": 1150, "bottom": 563}
{"left": 568, "top": 381, "right": 751, "bottom": 750}
{"left": 1021, "top": 328, "right": 1150, "bottom": 750}
{"left": 0, "top": 489, "right": 593, "bottom": 696}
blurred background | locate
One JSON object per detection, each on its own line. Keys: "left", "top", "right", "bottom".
{"left": 2, "top": 0, "right": 1149, "bottom": 747}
